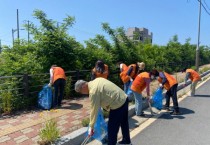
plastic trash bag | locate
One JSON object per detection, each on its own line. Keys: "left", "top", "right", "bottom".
{"left": 38, "top": 84, "right": 52, "bottom": 110}
{"left": 151, "top": 88, "right": 163, "bottom": 110}
{"left": 87, "top": 108, "right": 108, "bottom": 143}
{"left": 126, "top": 81, "right": 134, "bottom": 101}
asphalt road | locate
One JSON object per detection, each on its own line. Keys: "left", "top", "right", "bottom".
{"left": 131, "top": 79, "right": 210, "bottom": 145}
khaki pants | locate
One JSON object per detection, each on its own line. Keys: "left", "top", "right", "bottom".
{"left": 191, "top": 81, "right": 199, "bottom": 96}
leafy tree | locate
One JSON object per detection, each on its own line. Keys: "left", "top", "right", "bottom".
{"left": 30, "top": 9, "right": 81, "bottom": 72}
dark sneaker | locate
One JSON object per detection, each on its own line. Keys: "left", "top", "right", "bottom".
{"left": 117, "top": 140, "right": 132, "bottom": 145}
{"left": 162, "top": 106, "right": 171, "bottom": 111}
{"left": 170, "top": 111, "right": 180, "bottom": 115}
{"left": 137, "top": 111, "right": 146, "bottom": 117}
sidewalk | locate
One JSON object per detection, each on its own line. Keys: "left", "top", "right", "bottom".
{"left": 0, "top": 97, "right": 91, "bottom": 145}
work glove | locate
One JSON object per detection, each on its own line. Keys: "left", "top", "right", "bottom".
{"left": 159, "top": 84, "right": 164, "bottom": 89}
{"left": 88, "top": 127, "right": 94, "bottom": 137}
{"left": 48, "top": 83, "right": 52, "bottom": 87}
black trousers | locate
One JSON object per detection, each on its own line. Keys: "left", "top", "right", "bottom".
{"left": 165, "top": 84, "right": 179, "bottom": 112}
{"left": 53, "top": 78, "right": 66, "bottom": 107}
{"left": 108, "top": 98, "right": 131, "bottom": 145}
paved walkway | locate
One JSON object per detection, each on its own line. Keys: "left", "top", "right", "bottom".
{"left": 0, "top": 97, "right": 91, "bottom": 145}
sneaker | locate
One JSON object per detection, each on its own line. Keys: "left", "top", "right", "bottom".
{"left": 162, "top": 106, "right": 171, "bottom": 111}
{"left": 117, "top": 140, "right": 132, "bottom": 145}
{"left": 170, "top": 111, "right": 180, "bottom": 115}
{"left": 137, "top": 111, "right": 146, "bottom": 117}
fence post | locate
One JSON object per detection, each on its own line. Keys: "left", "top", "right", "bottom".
{"left": 76, "top": 70, "right": 80, "bottom": 80}
{"left": 23, "top": 74, "right": 29, "bottom": 97}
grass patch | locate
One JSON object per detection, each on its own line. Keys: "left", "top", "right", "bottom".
{"left": 38, "top": 110, "right": 60, "bottom": 145}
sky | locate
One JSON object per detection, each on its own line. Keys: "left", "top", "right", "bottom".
{"left": 0, "top": 0, "right": 210, "bottom": 47}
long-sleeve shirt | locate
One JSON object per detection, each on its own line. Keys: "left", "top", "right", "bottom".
{"left": 49, "top": 68, "right": 53, "bottom": 84}
{"left": 143, "top": 78, "right": 151, "bottom": 96}
{"left": 159, "top": 72, "right": 167, "bottom": 85}
{"left": 88, "top": 78, "right": 127, "bottom": 129}
{"left": 185, "top": 72, "right": 191, "bottom": 84}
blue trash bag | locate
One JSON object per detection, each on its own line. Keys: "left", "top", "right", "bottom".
{"left": 38, "top": 84, "right": 52, "bottom": 110}
{"left": 126, "top": 81, "right": 133, "bottom": 100}
{"left": 86, "top": 108, "right": 108, "bottom": 143}
{"left": 151, "top": 88, "right": 163, "bottom": 110}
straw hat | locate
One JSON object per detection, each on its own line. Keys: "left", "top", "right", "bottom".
{"left": 137, "top": 62, "right": 145, "bottom": 70}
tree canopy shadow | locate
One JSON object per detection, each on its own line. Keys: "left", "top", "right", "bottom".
{"left": 61, "top": 103, "right": 83, "bottom": 110}
{"left": 158, "top": 107, "right": 194, "bottom": 120}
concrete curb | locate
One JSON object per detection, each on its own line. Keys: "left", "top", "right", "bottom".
{"left": 55, "top": 70, "right": 210, "bottom": 145}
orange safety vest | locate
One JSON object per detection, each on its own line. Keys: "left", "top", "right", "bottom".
{"left": 158, "top": 72, "right": 177, "bottom": 91}
{"left": 120, "top": 64, "right": 129, "bottom": 83}
{"left": 52, "top": 67, "right": 66, "bottom": 83}
{"left": 186, "top": 69, "right": 201, "bottom": 82}
{"left": 131, "top": 72, "right": 150, "bottom": 94}
{"left": 92, "top": 64, "right": 109, "bottom": 79}
{"left": 121, "top": 63, "right": 128, "bottom": 72}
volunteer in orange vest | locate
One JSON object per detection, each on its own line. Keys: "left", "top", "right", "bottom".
{"left": 151, "top": 69, "right": 180, "bottom": 115}
{"left": 91, "top": 60, "right": 109, "bottom": 80}
{"left": 48, "top": 65, "right": 66, "bottom": 107}
{"left": 125, "top": 62, "right": 145, "bottom": 101}
{"left": 131, "top": 72, "right": 151, "bottom": 116}
{"left": 182, "top": 68, "right": 201, "bottom": 96}
{"left": 117, "top": 61, "right": 129, "bottom": 92}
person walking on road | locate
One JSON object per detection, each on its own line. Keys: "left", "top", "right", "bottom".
{"left": 182, "top": 68, "right": 201, "bottom": 96}
{"left": 131, "top": 72, "right": 151, "bottom": 116}
{"left": 48, "top": 65, "right": 66, "bottom": 107}
{"left": 151, "top": 69, "right": 180, "bottom": 115}
{"left": 91, "top": 60, "right": 109, "bottom": 80}
{"left": 74, "top": 78, "right": 132, "bottom": 145}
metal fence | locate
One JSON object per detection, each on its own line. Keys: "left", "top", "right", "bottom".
{"left": 0, "top": 61, "right": 198, "bottom": 111}
{"left": 0, "top": 60, "right": 196, "bottom": 99}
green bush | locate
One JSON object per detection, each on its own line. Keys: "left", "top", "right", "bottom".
{"left": 81, "top": 117, "right": 90, "bottom": 127}
{"left": 1, "top": 91, "right": 12, "bottom": 113}
{"left": 64, "top": 76, "right": 72, "bottom": 99}
{"left": 199, "top": 66, "right": 210, "bottom": 74}
{"left": 39, "top": 119, "right": 60, "bottom": 145}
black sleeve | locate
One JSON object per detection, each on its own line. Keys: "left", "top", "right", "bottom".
{"left": 90, "top": 71, "right": 96, "bottom": 80}
{"left": 126, "top": 66, "right": 133, "bottom": 76}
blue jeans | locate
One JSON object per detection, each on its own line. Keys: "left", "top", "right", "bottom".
{"left": 124, "top": 81, "right": 130, "bottom": 93}
{"left": 132, "top": 91, "right": 143, "bottom": 115}
{"left": 124, "top": 81, "right": 134, "bottom": 101}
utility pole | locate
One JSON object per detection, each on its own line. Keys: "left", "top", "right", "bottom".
{"left": 196, "top": 0, "right": 201, "bottom": 71}
{"left": 17, "top": 9, "right": 20, "bottom": 40}
{"left": 0, "top": 39, "right": 2, "bottom": 53}
{"left": 27, "top": 20, "right": 30, "bottom": 45}
{"left": 12, "top": 29, "right": 15, "bottom": 46}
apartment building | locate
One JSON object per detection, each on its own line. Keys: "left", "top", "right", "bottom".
{"left": 126, "top": 27, "right": 153, "bottom": 43}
